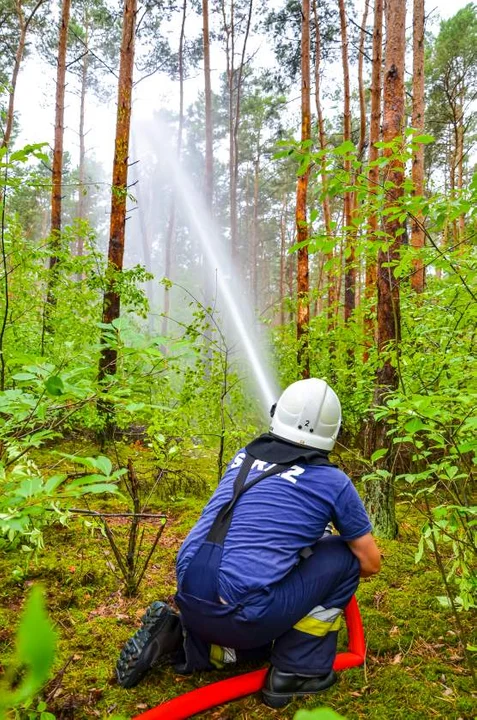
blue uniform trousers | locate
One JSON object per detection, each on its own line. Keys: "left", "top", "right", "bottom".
{"left": 176, "top": 535, "right": 360, "bottom": 675}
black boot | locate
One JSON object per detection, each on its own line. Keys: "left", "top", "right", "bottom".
{"left": 116, "top": 601, "right": 183, "bottom": 688}
{"left": 262, "top": 666, "right": 337, "bottom": 709}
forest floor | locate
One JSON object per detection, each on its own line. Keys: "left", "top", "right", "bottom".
{"left": 0, "top": 438, "right": 475, "bottom": 720}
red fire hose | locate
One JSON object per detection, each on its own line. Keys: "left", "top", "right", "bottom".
{"left": 133, "top": 596, "right": 365, "bottom": 720}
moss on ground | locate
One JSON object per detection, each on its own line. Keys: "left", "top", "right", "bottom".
{"left": 0, "top": 441, "right": 475, "bottom": 719}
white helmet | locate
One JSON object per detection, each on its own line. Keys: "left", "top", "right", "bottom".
{"left": 270, "top": 378, "right": 341, "bottom": 451}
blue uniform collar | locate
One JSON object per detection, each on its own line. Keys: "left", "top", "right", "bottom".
{"left": 245, "top": 433, "right": 335, "bottom": 466}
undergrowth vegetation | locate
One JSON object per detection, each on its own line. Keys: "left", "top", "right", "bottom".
{"left": 0, "top": 449, "right": 475, "bottom": 719}
{"left": 0, "top": 141, "right": 475, "bottom": 717}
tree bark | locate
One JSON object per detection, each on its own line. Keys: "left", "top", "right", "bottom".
{"left": 312, "top": 0, "right": 335, "bottom": 330}
{"left": 221, "top": 0, "right": 253, "bottom": 263}
{"left": 351, "top": 0, "right": 370, "bottom": 339}
{"left": 410, "top": 0, "right": 425, "bottom": 292}
{"left": 251, "top": 158, "right": 260, "bottom": 308}
{"left": 296, "top": 0, "right": 311, "bottom": 378}
{"left": 279, "top": 193, "right": 288, "bottom": 326}
{"left": 358, "top": 0, "right": 370, "bottom": 157}
{"left": 76, "top": 9, "right": 89, "bottom": 264}
{"left": 364, "top": 0, "right": 383, "bottom": 360}
{"left": 1, "top": 0, "right": 45, "bottom": 149}
{"left": 42, "top": 0, "right": 71, "bottom": 349}
{"left": 98, "top": 0, "right": 137, "bottom": 380}
{"left": 456, "top": 101, "right": 465, "bottom": 241}
{"left": 365, "top": 0, "right": 406, "bottom": 539}
{"left": 232, "top": 0, "right": 253, "bottom": 262}
{"left": 162, "top": 0, "right": 186, "bottom": 336}
{"left": 221, "top": 1, "right": 235, "bottom": 260}
{"left": 287, "top": 246, "right": 295, "bottom": 325}
{"left": 203, "top": 0, "right": 213, "bottom": 212}
{"left": 50, "top": 0, "right": 71, "bottom": 248}
{"left": 134, "top": 165, "right": 154, "bottom": 330}
{"left": 338, "top": 0, "right": 354, "bottom": 325}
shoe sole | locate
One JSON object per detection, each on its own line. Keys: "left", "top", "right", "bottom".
{"left": 116, "top": 601, "right": 176, "bottom": 688}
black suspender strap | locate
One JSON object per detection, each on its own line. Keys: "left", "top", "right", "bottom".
{"left": 206, "top": 453, "right": 288, "bottom": 545}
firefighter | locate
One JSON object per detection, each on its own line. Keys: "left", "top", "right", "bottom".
{"left": 116, "top": 378, "right": 381, "bottom": 708}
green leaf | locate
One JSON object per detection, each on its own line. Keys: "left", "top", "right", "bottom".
{"left": 44, "top": 375, "right": 64, "bottom": 396}
{"left": 78, "top": 483, "right": 118, "bottom": 494}
{"left": 294, "top": 709, "right": 347, "bottom": 720}
{"left": 125, "top": 402, "right": 146, "bottom": 412}
{"left": 412, "top": 134, "right": 435, "bottom": 145}
{"left": 371, "top": 448, "right": 388, "bottom": 463}
{"left": 44, "top": 474, "right": 66, "bottom": 493}
{"left": 94, "top": 456, "right": 112, "bottom": 476}
{"left": 334, "top": 140, "right": 355, "bottom": 155}
{"left": 68, "top": 474, "right": 109, "bottom": 489}
{"left": 13, "top": 586, "right": 57, "bottom": 702}
{"left": 17, "top": 476, "right": 43, "bottom": 498}
{"left": 415, "top": 535, "right": 425, "bottom": 563}
{"left": 404, "top": 417, "right": 426, "bottom": 434}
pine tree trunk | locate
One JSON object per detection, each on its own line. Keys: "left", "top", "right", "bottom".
{"left": 2, "top": 0, "right": 46, "bottom": 150}
{"left": 162, "top": 0, "right": 186, "bottom": 336}
{"left": 203, "top": 0, "right": 213, "bottom": 211}
{"left": 233, "top": 0, "right": 253, "bottom": 262}
{"left": 49, "top": 0, "right": 71, "bottom": 252}
{"left": 42, "top": 0, "right": 71, "bottom": 349}
{"left": 410, "top": 0, "right": 425, "bottom": 292}
{"left": 3, "top": 1, "right": 24, "bottom": 148}
{"left": 2, "top": 13, "right": 25, "bottom": 149}
{"left": 364, "top": 0, "right": 383, "bottom": 361}
{"left": 279, "top": 193, "right": 288, "bottom": 327}
{"left": 287, "top": 249, "right": 295, "bottom": 325}
{"left": 225, "top": 0, "right": 253, "bottom": 263}
{"left": 98, "top": 0, "right": 137, "bottom": 380}
{"left": 296, "top": 0, "right": 311, "bottom": 378}
{"left": 351, "top": 0, "right": 369, "bottom": 326}
{"left": 312, "top": 0, "right": 335, "bottom": 330}
{"left": 201, "top": 0, "right": 215, "bottom": 318}
{"left": 338, "top": 0, "right": 354, "bottom": 326}
{"left": 134, "top": 166, "right": 154, "bottom": 330}
{"left": 364, "top": 0, "right": 406, "bottom": 539}
{"left": 220, "top": 1, "right": 235, "bottom": 261}
{"left": 252, "top": 158, "right": 259, "bottom": 308}
{"left": 457, "top": 101, "right": 465, "bottom": 241}
{"left": 358, "top": 0, "right": 370, "bottom": 157}
{"left": 76, "top": 11, "right": 89, "bottom": 264}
